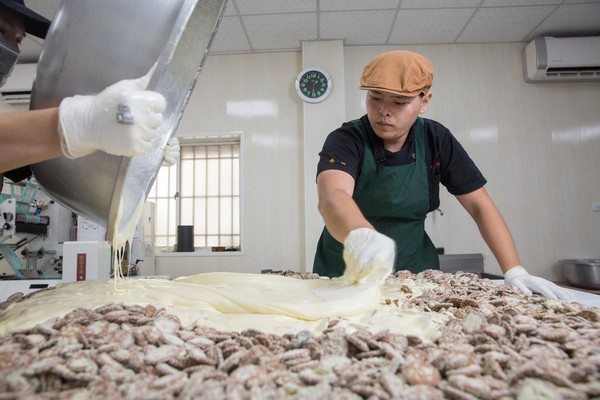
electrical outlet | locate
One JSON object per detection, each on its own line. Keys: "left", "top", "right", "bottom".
{"left": 593, "top": 202, "right": 600, "bottom": 212}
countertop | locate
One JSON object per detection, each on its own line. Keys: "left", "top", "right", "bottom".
{"left": 492, "top": 279, "right": 600, "bottom": 308}
{"left": 555, "top": 281, "right": 600, "bottom": 296}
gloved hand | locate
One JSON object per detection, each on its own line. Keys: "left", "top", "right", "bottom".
{"left": 58, "top": 69, "right": 166, "bottom": 159}
{"left": 343, "top": 228, "right": 396, "bottom": 284}
{"left": 504, "top": 266, "right": 573, "bottom": 300}
{"left": 162, "top": 137, "right": 180, "bottom": 167}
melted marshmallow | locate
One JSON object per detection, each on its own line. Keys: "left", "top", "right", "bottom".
{"left": 0, "top": 195, "right": 447, "bottom": 341}
{"left": 0, "top": 273, "right": 446, "bottom": 341}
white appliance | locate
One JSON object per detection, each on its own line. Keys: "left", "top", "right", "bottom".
{"left": 0, "top": 182, "right": 108, "bottom": 301}
{"left": 523, "top": 36, "right": 600, "bottom": 83}
{"left": 0, "top": 182, "right": 71, "bottom": 280}
{"left": 76, "top": 215, "right": 106, "bottom": 241}
{"left": 0, "top": 189, "right": 158, "bottom": 301}
{"left": 62, "top": 241, "right": 112, "bottom": 282}
{"left": 0, "top": 241, "right": 112, "bottom": 302}
{"left": 0, "top": 63, "right": 36, "bottom": 104}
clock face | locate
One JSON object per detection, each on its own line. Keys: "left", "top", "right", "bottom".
{"left": 295, "top": 67, "right": 332, "bottom": 103}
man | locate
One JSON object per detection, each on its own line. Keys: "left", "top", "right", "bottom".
{"left": 313, "top": 50, "right": 571, "bottom": 300}
{"left": 0, "top": 0, "right": 178, "bottom": 187}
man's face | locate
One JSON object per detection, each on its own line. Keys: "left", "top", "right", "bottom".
{"left": 0, "top": 5, "right": 26, "bottom": 50}
{"left": 365, "top": 90, "right": 431, "bottom": 151}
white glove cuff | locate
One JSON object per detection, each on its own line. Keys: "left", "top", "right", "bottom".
{"left": 504, "top": 265, "right": 527, "bottom": 280}
{"left": 344, "top": 228, "right": 373, "bottom": 247}
{"left": 58, "top": 95, "right": 95, "bottom": 159}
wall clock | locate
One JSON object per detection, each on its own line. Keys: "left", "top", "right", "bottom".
{"left": 295, "top": 67, "right": 332, "bottom": 103}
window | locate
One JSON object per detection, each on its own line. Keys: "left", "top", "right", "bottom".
{"left": 147, "top": 134, "right": 241, "bottom": 250}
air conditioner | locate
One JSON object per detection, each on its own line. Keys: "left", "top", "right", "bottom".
{"left": 0, "top": 63, "right": 37, "bottom": 104}
{"left": 523, "top": 36, "right": 600, "bottom": 83}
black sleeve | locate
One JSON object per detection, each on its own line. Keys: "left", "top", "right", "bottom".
{"left": 4, "top": 166, "right": 33, "bottom": 183}
{"left": 430, "top": 121, "right": 487, "bottom": 196}
{"left": 316, "top": 120, "right": 364, "bottom": 182}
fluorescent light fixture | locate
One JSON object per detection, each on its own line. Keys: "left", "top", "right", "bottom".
{"left": 226, "top": 100, "right": 278, "bottom": 118}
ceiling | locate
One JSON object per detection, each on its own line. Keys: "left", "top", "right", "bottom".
{"left": 18, "top": 0, "right": 600, "bottom": 63}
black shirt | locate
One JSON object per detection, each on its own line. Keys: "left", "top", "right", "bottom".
{"left": 4, "top": 166, "right": 32, "bottom": 183}
{"left": 317, "top": 115, "right": 487, "bottom": 212}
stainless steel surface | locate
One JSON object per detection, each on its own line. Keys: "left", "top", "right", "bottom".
{"left": 30, "top": 0, "right": 226, "bottom": 241}
{"left": 560, "top": 259, "right": 600, "bottom": 290}
{"left": 439, "top": 253, "right": 484, "bottom": 275}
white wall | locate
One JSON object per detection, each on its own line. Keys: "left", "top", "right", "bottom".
{"left": 3, "top": 42, "right": 599, "bottom": 281}
{"left": 300, "top": 40, "right": 346, "bottom": 274}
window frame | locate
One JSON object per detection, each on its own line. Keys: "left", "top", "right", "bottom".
{"left": 149, "top": 132, "right": 244, "bottom": 256}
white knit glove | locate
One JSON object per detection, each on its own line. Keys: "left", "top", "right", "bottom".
{"left": 343, "top": 228, "right": 395, "bottom": 284}
{"left": 162, "top": 137, "right": 180, "bottom": 167}
{"left": 58, "top": 69, "right": 166, "bottom": 159}
{"left": 504, "top": 266, "right": 573, "bottom": 300}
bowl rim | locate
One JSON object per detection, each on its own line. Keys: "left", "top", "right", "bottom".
{"left": 559, "top": 259, "right": 600, "bottom": 264}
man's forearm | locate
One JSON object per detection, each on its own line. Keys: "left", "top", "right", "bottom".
{"left": 318, "top": 190, "right": 373, "bottom": 243}
{"left": 457, "top": 188, "right": 522, "bottom": 273}
{"left": 476, "top": 212, "right": 522, "bottom": 274}
{"left": 0, "top": 108, "right": 62, "bottom": 173}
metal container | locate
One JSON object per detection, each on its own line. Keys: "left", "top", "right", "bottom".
{"left": 30, "top": 0, "right": 225, "bottom": 242}
{"left": 438, "top": 253, "right": 484, "bottom": 275}
{"left": 560, "top": 259, "right": 600, "bottom": 290}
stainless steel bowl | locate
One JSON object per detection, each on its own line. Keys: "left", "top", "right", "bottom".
{"left": 560, "top": 259, "right": 600, "bottom": 290}
{"left": 30, "top": 0, "right": 225, "bottom": 242}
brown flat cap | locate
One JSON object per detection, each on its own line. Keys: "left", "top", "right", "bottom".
{"left": 360, "top": 50, "right": 433, "bottom": 96}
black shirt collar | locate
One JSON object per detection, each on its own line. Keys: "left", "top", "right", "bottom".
{"left": 361, "top": 115, "right": 416, "bottom": 165}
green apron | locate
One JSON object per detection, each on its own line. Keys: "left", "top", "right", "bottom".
{"left": 313, "top": 117, "right": 439, "bottom": 277}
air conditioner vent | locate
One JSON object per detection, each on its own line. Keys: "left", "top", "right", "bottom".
{"left": 0, "top": 63, "right": 36, "bottom": 104}
{"left": 1, "top": 91, "right": 32, "bottom": 104}
{"left": 523, "top": 36, "right": 600, "bottom": 83}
